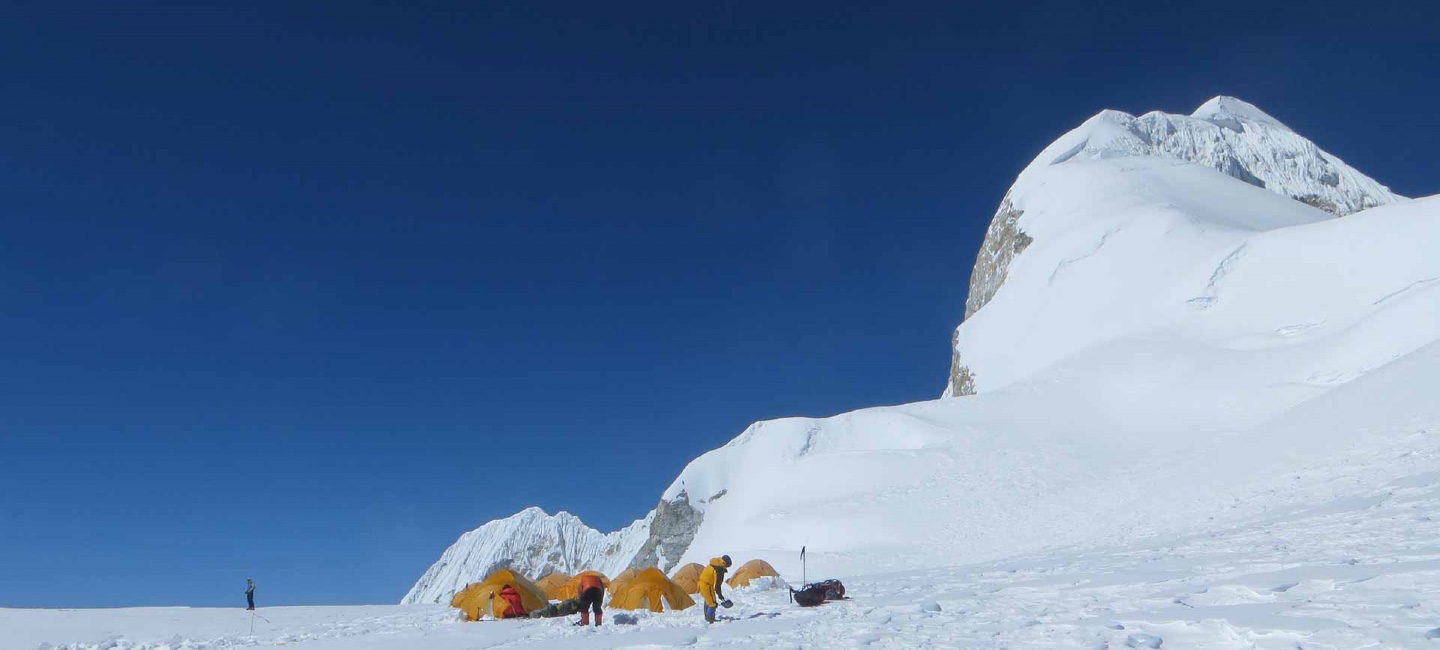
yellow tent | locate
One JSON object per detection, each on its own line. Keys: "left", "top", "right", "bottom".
{"left": 553, "top": 570, "right": 611, "bottom": 600}
{"left": 449, "top": 569, "right": 550, "bottom": 621}
{"left": 727, "top": 559, "right": 781, "bottom": 588}
{"left": 669, "top": 562, "right": 705, "bottom": 594}
{"left": 535, "top": 572, "right": 573, "bottom": 600}
{"left": 607, "top": 567, "right": 641, "bottom": 595}
{"left": 608, "top": 567, "right": 696, "bottom": 613}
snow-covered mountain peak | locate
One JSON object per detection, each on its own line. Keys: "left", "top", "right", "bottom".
{"left": 1191, "top": 95, "right": 1290, "bottom": 132}
{"left": 954, "top": 97, "right": 1407, "bottom": 391}
{"left": 507, "top": 506, "right": 582, "bottom": 526}
{"left": 1014, "top": 96, "right": 1399, "bottom": 215}
{"left": 400, "top": 507, "right": 655, "bottom": 604}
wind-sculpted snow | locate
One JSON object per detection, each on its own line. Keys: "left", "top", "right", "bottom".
{"left": 401, "top": 507, "right": 653, "bottom": 604}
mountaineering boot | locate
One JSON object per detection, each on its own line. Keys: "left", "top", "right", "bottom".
{"left": 580, "top": 611, "right": 590, "bottom": 626}
{"left": 595, "top": 611, "right": 602, "bottom": 627}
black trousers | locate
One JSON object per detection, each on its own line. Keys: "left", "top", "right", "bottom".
{"left": 579, "top": 587, "right": 603, "bottom": 614}
{"left": 247, "top": 592, "right": 255, "bottom": 609}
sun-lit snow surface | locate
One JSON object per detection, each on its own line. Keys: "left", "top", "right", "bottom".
{"left": 955, "top": 163, "right": 1427, "bottom": 397}
{"left": 18, "top": 449, "right": 1440, "bottom": 648}
{"left": 402, "top": 507, "right": 653, "bottom": 604}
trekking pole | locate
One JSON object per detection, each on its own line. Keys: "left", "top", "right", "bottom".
{"left": 801, "top": 546, "right": 807, "bottom": 588}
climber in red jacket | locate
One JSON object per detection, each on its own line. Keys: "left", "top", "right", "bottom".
{"left": 576, "top": 573, "right": 606, "bottom": 627}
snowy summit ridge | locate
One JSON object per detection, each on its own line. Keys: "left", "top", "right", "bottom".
{"left": 401, "top": 507, "right": 652, "bottom": 604}
{"left": 1054, "top": 95, "right": 1397, "bottom": 216}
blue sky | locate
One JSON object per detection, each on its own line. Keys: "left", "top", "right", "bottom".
{"left": 1, "top": 0, "right": 1436, "bottom": 608}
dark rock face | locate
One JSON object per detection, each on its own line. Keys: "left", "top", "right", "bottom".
{"left": 953, "top": 197, "right": 1030, "bottom": 397}
{"left": 1296, "top": 194, "right": 1340, "bottom": 213}
{"left": 949, "top": 330, "right": 978, "bottom": 397}
{"left": 964, "top": 197, "right": 1031, "bottom": 321}
{"left": 627, "top": 491, "right": 704, "bottom": 573}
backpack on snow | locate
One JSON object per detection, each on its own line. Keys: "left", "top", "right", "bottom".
{"left": 789, "top": 579, "right": 845, "bottom": 607}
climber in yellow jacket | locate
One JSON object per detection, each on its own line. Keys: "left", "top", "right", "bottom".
{"left": 695, "top": 555, "right": 733, "bottom": 623}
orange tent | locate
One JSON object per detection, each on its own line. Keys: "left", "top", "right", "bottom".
{"left": 607, "top": 567, "right": 641, "bottom": 595}
{"left": 669, "top": 562, "right": 705, "bottom": 594}
{"left": 553, "top": 570, "right": 611, "bottom": 600}
{"left": 449, "top": 570, "right": 549, "bottom": 621}
{"left": 535, "top": 572, "right": 573, "bottom": 600}
{"left": 608, "top": 567, "right": 696, "bottom": 613}
{"left": 726, "top": 559, "right": 782, "bottom": 588}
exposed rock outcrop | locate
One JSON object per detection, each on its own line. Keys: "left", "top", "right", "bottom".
{"left": 626, "top": 491, "right": 704, "bottom": 573}
{"left": 948, "top": 329, "right": 978, "bottom": 397}
{"left": 964, "top": 197, "right": 1030, "bottom": 321}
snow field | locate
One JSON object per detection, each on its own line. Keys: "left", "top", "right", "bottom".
{"left": 15, "top": 465, "right": 1440, "bottom": 649}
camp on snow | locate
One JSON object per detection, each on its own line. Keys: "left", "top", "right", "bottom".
{"left": 447, "top": 556, "right": 800, "bottom": 622}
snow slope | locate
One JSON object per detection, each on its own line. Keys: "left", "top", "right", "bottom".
{"left": 19, "top": 453, "right": 1440, "bottom": 648}
{"left": 959, "top": 95, "right": 1402, "bottom": 338}
{"left": 664, "top": 282, "right": 1440, "bottom": 580}
{"left": 656, "top": 94, "right": 1437, "bottom": 578}
{"left": 402, "top": 507, "right": 653, "bottom": 604}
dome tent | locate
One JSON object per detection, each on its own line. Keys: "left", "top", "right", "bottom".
{"left": 727, "top": 559, "right": 782, "bottom": 589}
{"left": 607, "top": 567, "right": 696, "bottom": 613}
{"left": 535, "top": 572, "right": 573, "bottom": 600}
{"left": 554, "top": 570, "right": 611, "bottom": 600}
{"left": 669, "top": 562, "right": 705, "bottom": 594}
{"left": 449, "top": 569, "right": 549, "bottom": 621}
{"left": 607, "top": 567, "right": 641, "bottom": 595}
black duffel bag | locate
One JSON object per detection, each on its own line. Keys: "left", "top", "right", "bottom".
{"left": 790, "top": 579, "right": 846, "bottom": 607}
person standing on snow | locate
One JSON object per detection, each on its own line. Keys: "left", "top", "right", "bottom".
{"left": 576, "top": 573, "right": 605, "bottom": 627}
{"left": 696, "top": 555, "right": 733, "bottom": 623}
{"left": 498, "top": 584, "right": 527, "bottom": 619}
{"left": 246, "top": 578, "right": 256, "bottom": 610}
